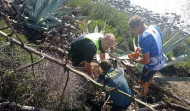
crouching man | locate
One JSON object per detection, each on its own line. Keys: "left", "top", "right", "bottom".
{"left": 96, "top": 60, "right": 134, "bottom": 111}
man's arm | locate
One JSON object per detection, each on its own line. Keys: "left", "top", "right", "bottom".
{"left": 84, "top": 61, "right": 93, "bottom": 76}
{"left": 99, "top": 52, "right": 105, "bottom": 61}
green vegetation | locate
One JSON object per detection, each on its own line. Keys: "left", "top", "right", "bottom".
{"left": 0, "top": 0, "right": 190, "bottom": 110}
{"left": 23, "top": 0, "right": 75, "bottom": 30}
{"left": 69, "top": 0, "right": 131, "bottom": 43}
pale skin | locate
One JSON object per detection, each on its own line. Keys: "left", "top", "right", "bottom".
{"left": 128, "top": 48, "right": 150, "bottom": 64}
{"left": 85, "top": 52, "right": 105, "bottom": 78}
{"left": 85, "top": 34, "right": 115, "bottom": 76}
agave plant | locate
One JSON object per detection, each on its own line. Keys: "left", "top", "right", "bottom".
{"left": 111, "top": 18, "right": 190, "bottom": 73}
{"left": 86, "top": 20, "right": 107, "bottom": 35}
{"left": 162, "top": 21, "right": 190, "bottom": 68}
{"left": 23, "top": 0, "right": 75, "bottom": 30}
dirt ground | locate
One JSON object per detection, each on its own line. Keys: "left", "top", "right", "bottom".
{"left": 154, "top": 72, "right": 190, "bottom": 102}
{"left": 168, "top": 81, "right": 190, "bottom": 101}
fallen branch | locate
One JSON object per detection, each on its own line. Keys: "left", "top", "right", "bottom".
{"left": 167, "top": 102, "right": 190, "bottom": 111}
{"left": 0, "top": 26, "right": 9, "bottom": 30}
{"left": 151, "top": 82, "right": 190, "bottom": 107}
{"left": 132, "top": 101, "right": 167, "bottom": 111}
{"left": 3, "top": 13, "right": 25, "bottom": 46}
{"left": 39, "top": 45, "right": 67, "bottom": 56}
{"left": 102, "top": 94, "right": 110, "bottom": 110}
{"left": 0, "top": 30, "right": 157, "bottom": 111}
{"left": 0, "top": 102, "right": 50, "bottom": 111}
{"left": 18, "top": 105, "right": 50, "bottom": 111}
{"left": 10, "top": 56, "right": 44, "bottom": 73}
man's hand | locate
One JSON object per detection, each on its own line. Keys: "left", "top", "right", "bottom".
{"left": 135, "top": 48, "right": 141, "bottom": 53}
{"left": 128, "top": 52, "right": 150, "bottom": 64}
{"left": 100, "top": 53, "right": 105, "bottom": 61}
{"left": 128, "top": 54, "right": 137, "bottom": 62}
{"left": 84, "top": 61, "right": 93, "bottom": 76}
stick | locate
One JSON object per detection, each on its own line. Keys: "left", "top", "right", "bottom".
{"left": 0, "top": 30, "right": 157, "bottom": 111}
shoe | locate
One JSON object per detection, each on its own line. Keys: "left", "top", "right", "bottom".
{"left": 139, "top": 96, "right": 147, "bottom": 108}
{"left": 147, "top": 96, "right": 155, "bottom": 104}
{"left": 141, "top": 96, "right": 147, "bottom": 103}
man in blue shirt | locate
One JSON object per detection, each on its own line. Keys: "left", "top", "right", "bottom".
{"left": 128, "top": 15, "right": 165, "bottom": 98}
{"left": 97, "top": 60, "right": 133, "bottom": 111}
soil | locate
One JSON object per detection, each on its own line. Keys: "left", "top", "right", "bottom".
{"left": 1, "top": 0, "right": 190, "bottom": 110}
{"left": 154, "top": 72, "right": 190, "bottom": 102}
{"left": 168, "top": 81, "right": 190, "bottom": 101}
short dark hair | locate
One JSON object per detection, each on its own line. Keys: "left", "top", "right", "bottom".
{"left": 128, "top": 15, "right": 144, "bottom": 29}
{"left": 99, "top": 60, "right": 112, "bottom": 72}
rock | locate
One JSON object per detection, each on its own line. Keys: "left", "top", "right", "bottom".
{"left": 3, "top": 0, "right": 14, "bottom": 3}
{"left": 96, "top": 0, "right": 189, "bottom": 36}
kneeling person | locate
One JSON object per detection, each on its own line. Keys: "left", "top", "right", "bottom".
{"left": 97, "top": 60, "right": 133, "bottom": 111}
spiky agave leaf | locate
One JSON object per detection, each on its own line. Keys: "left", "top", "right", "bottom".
{"left": 176, "top": 44, "right": 190, "bottom": 57}
{"left": 163, "top": 25, "right": 187, "bottom": 50}
{"left": 94, "top": 24, "right": 99, "bottom": 33}
{"left": 158, "top": 22, "right": 167, "bottom": 32}
{"left": 133, "top": 35, "right": 138, "bottom": 51}
{"left": 24, "top": 0, "right": 36, "bottom": 16}
{"left": 162, "top": 18, "right": 175, "bottom": 40}
{"left": 137, "top": 34, "right": 140, "bottom": 47}
{"left": 163, "top": 34, "right": 190, "bottom": 55}
{"left": 41, "top": 0, "right": 70, "bottom": 21}
{"left": 100, "top": 20, "right": 107, "bottom": 35}
{"left": 53, "top": 7, "right": 76, "bottom": 18}
{"left": 163, "top": 53, "right": 168, "bottom": 62}
{"left": 87, "top": 20, "right": 92, "bottom": 33}
{"left": 26, "top": 22, "right": 48, "bottom": 30}
{"left": 33, "top": 0, "right": 50, "bottom": 24}
{"left": 163, "top": 54, "right": 190, "bottom": 68}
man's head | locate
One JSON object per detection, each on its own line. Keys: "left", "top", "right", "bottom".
{"left": 128, "top": 15, "right": 146, "bottom": 34}
{"left": 99, "top": 60, "right": 112, "bottom": 73}
{"left": 101, "top": 33, "right": 115, "bottom": 51}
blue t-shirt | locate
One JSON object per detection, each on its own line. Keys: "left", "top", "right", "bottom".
{"left": 97, "top": 67, "right": 133, "bottom": 108}
{"left": 139, "top": 25, "right": 165, "bottom": 70}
